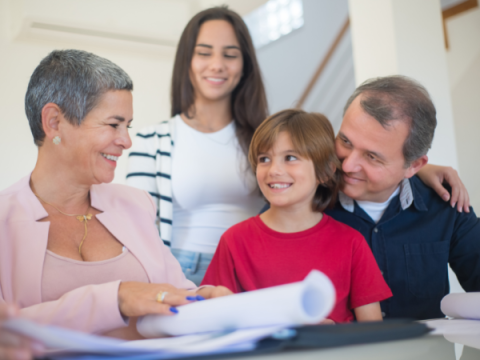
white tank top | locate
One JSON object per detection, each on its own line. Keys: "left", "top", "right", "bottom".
{"left": 171, "top": 115, "right": 265, "bottom": 253}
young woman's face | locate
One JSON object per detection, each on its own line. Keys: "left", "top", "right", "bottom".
{"left": 190, "top": 20, "right": 243, "bottom": 103}
{"left": 256, "top": 131, "right": 320, "bottom": 212}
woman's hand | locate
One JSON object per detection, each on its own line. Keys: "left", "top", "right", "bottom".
{"left": 196, "top": 286, "right": 233, "bottom": 299}
{"left": 416, "top": 164, "right": 470, "bottom": 213}
{"left": 118, "top": 282, "right": 197, "bottom": 318}
{"left": 0, "top": 304, "right": 43, "bottom": 360}
{"left": 319, "top": 318, "right": 335, "bottom": 325}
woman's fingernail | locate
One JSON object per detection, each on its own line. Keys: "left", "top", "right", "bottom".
{"left": 196, "top": 295, "right": 206, "bottom": 301}
{"left": 170, "top": 307, "right": 179, "bottom": 314}
{"left": 186, "top": 296, "right": 197, "bottom": 301}
{"left": 442, "top": 194, "right": 449, "bottom": 201}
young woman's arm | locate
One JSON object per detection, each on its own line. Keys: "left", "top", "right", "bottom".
{"left": 416, "top": 164, "right": 470, "bottom": 212}
{"left": 354, "top": 302, "right": 383, "bottom": 322}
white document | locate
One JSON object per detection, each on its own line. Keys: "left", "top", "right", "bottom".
{"left": 137, "top": 269, "right": 335, "bottom": 337}
{"left": 425, "top": 293, "right": 480, "bottom": 350}
{"left": 3, "top": 318, "right": 283, "bottom": 358}
{"left": 426, "top": 319, "right": 480, "bottom": 335}
{"left": 441, "top": 292, "right": 480, "bottom": 319}
{"left": 2, "top": 270, "right": 334, "bottom": 358}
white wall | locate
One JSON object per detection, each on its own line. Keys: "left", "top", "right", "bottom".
{"left": 0, "top": 0, "right": 180, "bottom": 191}
{"left": 446, "top": 8, "right": 480, "bottom": 211}
{"left": 452, "top": 53, "right": 480, "bottom": 213}
{"left": 349, "top": 0, "right": 458, "bottom": 170}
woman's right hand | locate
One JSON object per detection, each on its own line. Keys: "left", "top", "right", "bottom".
{"left": 0, "top": 303, "right": 43, "bottom": 360}
{"left": 118, "top": 282, "right": 197, "bottom": 318}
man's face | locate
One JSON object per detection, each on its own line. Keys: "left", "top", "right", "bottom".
{"left": 335, "top": 95, "right": 426, "bottom": 202}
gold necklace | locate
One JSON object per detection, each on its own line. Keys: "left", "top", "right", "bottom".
{"left": 34, "top": 193, "right": 93, "bottom": 259}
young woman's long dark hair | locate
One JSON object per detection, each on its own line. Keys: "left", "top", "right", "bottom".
{"left": 171, "top": 6, "right": 268, "bottom": 157}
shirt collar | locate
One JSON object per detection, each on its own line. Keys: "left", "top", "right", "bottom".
{"left": 339, "top": 178, "right": 414, "bottom": 213}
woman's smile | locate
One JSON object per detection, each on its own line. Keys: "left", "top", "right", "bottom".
{"left": 101, "top": 153, "right": 121, "bottom": 167}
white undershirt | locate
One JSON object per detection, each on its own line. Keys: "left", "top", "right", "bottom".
{"left": 355, "top": 187, "right": 400, "bottom": 223}
{"left": 171, "top": 115, "right": 265, "bottom": 253}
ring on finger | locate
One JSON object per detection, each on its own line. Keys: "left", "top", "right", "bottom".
{"left": 156, "top": 291, "right": 168, "bottom": 304}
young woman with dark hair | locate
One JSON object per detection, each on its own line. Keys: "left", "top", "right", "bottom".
{"left": 126, "top": 7, "right": 268, "bottom": 286}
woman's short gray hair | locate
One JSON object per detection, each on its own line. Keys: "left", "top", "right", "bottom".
{"left": 25, "top": 49, "right": 133, "bottom": 146}
{"left": 343, "top": 75, "right": 437, "bottom": 166}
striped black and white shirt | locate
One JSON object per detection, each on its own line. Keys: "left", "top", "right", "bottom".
{"left": 126, "top": 119, "right": 175, "bottom": 246}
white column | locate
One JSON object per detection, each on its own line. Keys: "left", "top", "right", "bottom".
{"left": 348, "top": 0, "right": 458, "bottom": 168}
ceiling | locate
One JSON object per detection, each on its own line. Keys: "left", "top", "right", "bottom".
{"left": 6, "top": 0, "right": 458, "bottom": 56}
{"left": 197, "top": 0, "right": 269, "bottom": 16}
{"left": 4, "top": 0, "right": 268, "bottom": 55}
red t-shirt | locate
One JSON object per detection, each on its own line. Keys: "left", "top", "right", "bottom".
{"left": 202, "top": 214, "right": 392, "bottom": 323}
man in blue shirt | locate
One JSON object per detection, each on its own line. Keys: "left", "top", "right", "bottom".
{"left": 327, "top": 75, "right": 480, "bottom": 320}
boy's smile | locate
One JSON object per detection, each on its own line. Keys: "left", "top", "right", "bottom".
{"left": 268, "top": 182, "right": 292, "bottom": 190}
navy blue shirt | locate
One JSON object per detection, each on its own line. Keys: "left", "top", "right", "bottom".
{"left": 326, "top": 175, "right": 480, "bottom": 320}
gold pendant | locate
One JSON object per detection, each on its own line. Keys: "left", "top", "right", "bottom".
{"left": 76, "top": 214, "right": 93, "bottom": 222}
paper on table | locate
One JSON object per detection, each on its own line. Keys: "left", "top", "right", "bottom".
{"left": 441, "top": 293, "right": 480, "bottom": 319}
{"left": 3, "top": 317, "right": 283, "bottom": 358}
{"left": 426, "top": 293, "right": 480, "bottom": 348}
{"left": 427, "top": 319, "right": 480, "bottom": 351}
{"left": 126, "top": 325, "right": 284, "bottom": 354}
{"left": 137, "top": 269, "right": 335, "bottom": 337}
{"left": 426, "top": 319, "right": 480, "bottom": 335}
{"left": 3, "top": 318, "right": 127, "bottom": 353}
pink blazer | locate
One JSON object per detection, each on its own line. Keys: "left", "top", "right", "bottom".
{"left": 0, "top": 175, "right": 195, "bottom": 334}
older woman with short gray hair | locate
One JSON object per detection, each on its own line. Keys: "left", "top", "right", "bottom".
{"left": 0, "top": 49, "right": 230, "bottom": 340}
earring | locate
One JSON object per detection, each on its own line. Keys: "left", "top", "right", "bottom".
{"left": 53, "top": 136, "right": 61, "bottom": 145}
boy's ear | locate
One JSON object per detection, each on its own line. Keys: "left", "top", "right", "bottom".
{"left": 330, "top": 163, "right": 337, "bottom": 174}
{"left": 317, "top": 163, "right": 337, "bottom": 185}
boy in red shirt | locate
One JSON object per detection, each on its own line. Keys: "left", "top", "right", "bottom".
{"left": 202, "top": 110, "right": 392, "bottom": 323}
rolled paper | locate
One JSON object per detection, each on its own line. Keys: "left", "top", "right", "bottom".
{"left": 137, "top": 270, "right": 336, "bottom": 338}
{"left": 441, "top": 292, "right": 480, "bottom": 319}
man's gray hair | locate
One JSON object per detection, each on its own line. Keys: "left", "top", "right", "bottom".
{"left": 25, "top": 49, "right": 133, "bottom": 146}
{"left": 343, "top": 75, "right": 437, "bottom": 166}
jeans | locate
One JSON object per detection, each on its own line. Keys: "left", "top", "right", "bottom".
{"left": 170, "top": 249, "right": 214, "bottom": 286}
